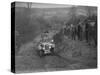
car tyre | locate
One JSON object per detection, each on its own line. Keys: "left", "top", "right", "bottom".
{"left": 39, "top": 50, "right": 44, "bottom": 57}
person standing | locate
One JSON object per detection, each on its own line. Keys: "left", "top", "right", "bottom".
{"left": 70, "top": 24, "right": 75, "bottom": 40}
{"left": 77, "top": 23, "right": 82, "bottom": 41}
{"left": 85, "top": 21, "right": 90, "bottom": 44}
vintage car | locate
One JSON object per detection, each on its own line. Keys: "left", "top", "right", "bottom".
{"left": 37, "top": 34, "right": 55, "bottom": 57}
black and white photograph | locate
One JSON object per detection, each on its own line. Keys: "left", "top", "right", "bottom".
{"left": 11, "top": 1, "right": 97, "bottom": 73}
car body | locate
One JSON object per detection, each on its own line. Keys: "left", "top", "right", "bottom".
{"left": 38, "top": 39, "right": 55, "bottom": 56}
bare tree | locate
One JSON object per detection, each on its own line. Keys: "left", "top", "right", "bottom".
{"left": 27, "top": 2, "right": 32, "bottom": 8}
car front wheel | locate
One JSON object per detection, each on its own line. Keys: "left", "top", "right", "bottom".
{"left": 39, "top": 50, "right": 44, "bottom": 57}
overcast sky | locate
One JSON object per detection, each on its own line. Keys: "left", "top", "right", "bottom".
{"left": 15, "top": 2, "right": 74, "bottom": 8}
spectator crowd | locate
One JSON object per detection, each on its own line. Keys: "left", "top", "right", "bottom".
{"left": 61, "top": 16, "right": 97, "bottom": 47}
